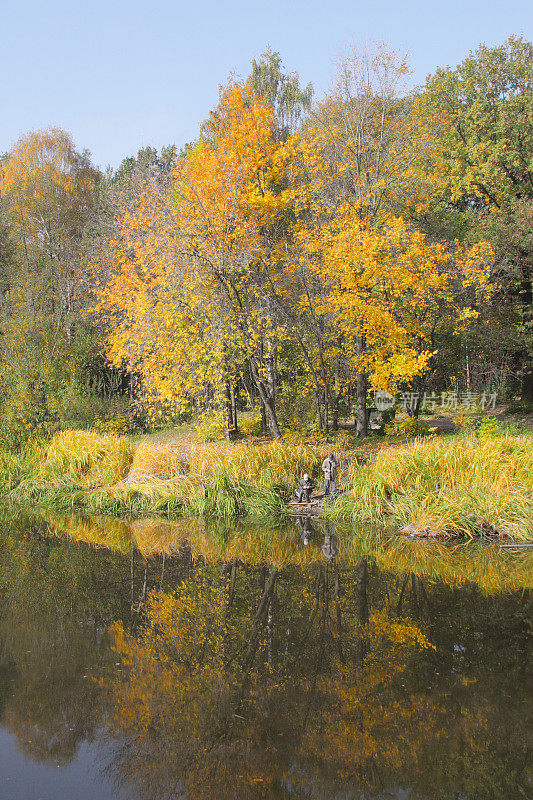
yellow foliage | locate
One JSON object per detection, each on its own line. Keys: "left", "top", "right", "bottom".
{"left": 94, "top": 83, "right": 295, "bottom": 417}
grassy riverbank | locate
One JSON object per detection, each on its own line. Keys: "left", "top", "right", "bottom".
{"left": 0, "top": 426, "right": 531, "bottom": 539}
{"left": 329, "top": 431, "right": 533, "bottom": 541}
{"left": 0, "top": 429, "right": 351, "bottom": 520}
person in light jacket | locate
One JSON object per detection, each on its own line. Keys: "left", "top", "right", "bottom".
{"left": 321, "top": 453, "right": 338, "bottom": 496}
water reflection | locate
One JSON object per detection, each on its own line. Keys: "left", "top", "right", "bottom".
{"left": 23, "top": 506, "right": 533, "bottom": 592}
{"left": 0, "top": 510, "right": 531, "bottom": 799}
{"left": 294, "top": 515, "right": 314, "bottom": 547}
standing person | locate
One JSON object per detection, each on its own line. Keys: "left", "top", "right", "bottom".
{"left": 322, "top": 453, "right": 338, "bottom": 496}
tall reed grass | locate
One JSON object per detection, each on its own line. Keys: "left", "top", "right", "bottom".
{"left": 127, "top": 442, "right": 190, "bottom": 482}
{"left": 129, "top": 438, "right": 348, "bottom": 488}
{"left": 4, "top": 429, "right": 531, "bottom": 538}
{"left": 104, "top": 437, "right": 352, "bottom": 520}
{"left": 0, "top": 441, "right": 45, "bottom": 492}
{"left": 42, "top": 429, "right": 134, "bottom": 487}
{"left": 329, "top": 432, "right": 533, "bottom": 540}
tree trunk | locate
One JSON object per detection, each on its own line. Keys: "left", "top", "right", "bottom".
{"left": 249, "top": 357, "right": 283, "bottom": 440}
{"left": 242, "top": 361, "right": 256, "bottom": 411}
{"left": 265, "top": 343, "right": 279, "bottom": 435}
{"left": 260, "top": 389, "right": 282, "bottom": 440}
{"left": 260, "top": 400, "right": 268, "bottom": 434}
{"left": 409, "top": 374, "right": 426, "bottom": 418}
{"left": 230, "top": 381, "right": 239, "bottom": 432}
{"left": 266, "top": 347, "right": 277, "bottom": 410}
{"left": 519, "top": 274, "right": 533, "bottom": 402}
{"left": 356, "top": 372, "right": 367, "bottom": 437}
{"left": 332, "top": 357, "right": 341, "bottom": 431}
{"left": 316, "top": 390, "right": 323, "bottom": 432}
{"left": 225, "top": 381, "right": 233, "bottom": 435}
{"left": 356, "top": 335, "right": 367, "bottom": 437}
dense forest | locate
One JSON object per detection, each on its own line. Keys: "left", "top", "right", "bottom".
{"left": 0, "top": 36, "right": 532, "bottom": 448}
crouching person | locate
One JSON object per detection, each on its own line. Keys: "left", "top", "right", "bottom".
{"left": 295, "top": 473, "right": 316, "bottom": 503}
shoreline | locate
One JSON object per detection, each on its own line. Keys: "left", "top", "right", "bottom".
{"left": 0, "top": 428, "right": 531, "bottom": 541}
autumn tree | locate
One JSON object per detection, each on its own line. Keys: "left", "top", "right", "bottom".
{"left": 0, "top": 128, "right": 100, "bottom": 444}
{"left": 176, "top": 83, "right": 301, "bottom": 438}
{"left": 93, "top": 42, "right": 507, "bottom": 439}
{"left": 242, "top": 50, "right": 313, "bottom": 431}
{"left": 291, "top": 42, "right": 451, "bottom": 434}
{"left": 322, "top": 211, "right": 492, "bottom": 415}
{"left": 198, "top": 51, "right": 314, "bottom": 433}
{"left": 95, "top": 84, "right": 296, "bottom": 437}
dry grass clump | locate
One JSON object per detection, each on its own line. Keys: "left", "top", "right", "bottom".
{"left": 128, "top": 442, "right": 190, "bottom": 482}
{"left": 42, "top": 430, "right": 134, "bottom": 488}
{"left": 189, "top": 439, "right": 347, "bottom": 488}
{"left": 331, "top": 432, "right": 533, "bottom": 540}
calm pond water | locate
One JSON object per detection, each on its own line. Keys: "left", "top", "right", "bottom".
{"left": 0, "top": 509, "right": 531, "bottom": 800}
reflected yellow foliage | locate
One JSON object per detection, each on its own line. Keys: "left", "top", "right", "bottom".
{"left": 0, "top": 508, "right": 529, "bottom": 799}
{"left": 350, "top": 531, "right": 533, "bottom": 593}
{"left": 32, "top": 507, "right": 533, "bottom": 593}
{"left": 104, "top": 568, "right": 442, "bottom": 798}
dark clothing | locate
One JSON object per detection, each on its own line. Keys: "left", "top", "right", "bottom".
{"left": 295, "top": 476, "right": 315, "bottom": 503}
{"left": 324, "top": 477, "right": 335, "bottom": 496}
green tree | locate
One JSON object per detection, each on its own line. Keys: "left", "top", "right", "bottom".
{"left": 425, "top": 35, "right": 533, "bottom": 400}
{"left": 0, "top": 129, "right": 102, "bottom": 444}
{"left": 248, "top": 47, "right": 313, "bottom": 138}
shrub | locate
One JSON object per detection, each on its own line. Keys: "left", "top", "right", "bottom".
{"left": 240, "top": 413, "right": 262, "bottom": 437}
{"left": 475, "top": 416, "right": 504, "bottom": 438}
{"left": 194, "top": 411, "right": 225, "bottom": 442}
{"left": 93, "top": 409, "right": 133, "bottom": 436}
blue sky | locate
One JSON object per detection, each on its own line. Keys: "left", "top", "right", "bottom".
{"left": 1, "top": 0, "right": 532, "bottom": 169}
